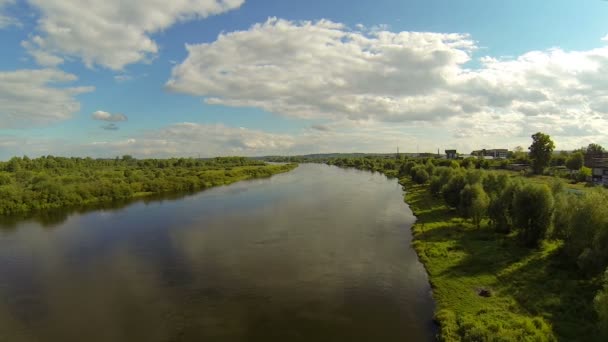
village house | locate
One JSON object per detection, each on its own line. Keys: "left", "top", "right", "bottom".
{"left": 471, "top": 149, "right": 509, "bottom": 159}
{"left": 445, "top": 150, "right": 457, "bottom": 159}
{"left": 585, "top": 152, "right": 608, "bottom": 185}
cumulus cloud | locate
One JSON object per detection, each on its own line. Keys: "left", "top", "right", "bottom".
{"left": 24, "top": 0, "right": 245, "bottom": 70}
{"left": 85, "top": 123, "right": 295, "bottom": 157}
{"left": 0, "top": 69, "right": 93, "bottom": 128}
{"left": 166, "top": 18, "right": 608, "bottom": 145}
{"left": 92, "top": 110, "right": 128, "bottom": 122}
{"left": 167, "top": 18, "right": 476, "bottom": 122}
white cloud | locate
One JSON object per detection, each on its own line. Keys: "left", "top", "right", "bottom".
{"left": 92, "top": 110, "right": 128, "bottom": 122}
{"left": 85, "top": 123, "right": 296, "bottom": 158}
{"left": 602, "top": 34, "right": 608, "bottom": 42}
{"left": 0, "top": 0, "right": 18, "bottom": 28}
{"left": 0, "top": 69, "right": 93, "bottom": 128}
{"left": 167, "top": 18, "right": 476, "bottom": 122}
{"left": 24, "top": 0, "right": 245, "bottom": 70}
{"left": 167, "top": 19, "right": 608, "bottom": 147}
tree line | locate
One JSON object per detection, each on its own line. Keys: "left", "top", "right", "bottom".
{"left": 0, "top": 155, "right": 297, "bottom": 216}
{"left": 325, "top": 133, "right": 608, "bottom": 338}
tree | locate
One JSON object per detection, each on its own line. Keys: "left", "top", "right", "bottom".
{"left": 460, "top": 183, "right": 489, "bottom": 228}
{"left": 565, "top": 152, "right": 584, "bottom": 172}
{"left": 513, "top": 184, "right": 554, "bottom": 247}
{"left": 595, "top": 269, "right": 608, "bottom": 338}
{"left": 587, "top": 143, "right": 606, "bottom": 154}
{"left": 442, "top": 172, "right": 467, "bottom": 208}
{"left": 510, "top": 146, "right": 529, "bottom": 163}
{"left": 528, "top": 132, "right": 555, "bottom": 174}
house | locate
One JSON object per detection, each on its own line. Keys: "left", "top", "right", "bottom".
{"left": 445, "top": 150, "right": 457, "bottom": 159}
{"left": 585, "top": 152, "right": 608, "bottom": 185}
{"left": 472, "top": 149, "right": 509, "bottom": 159}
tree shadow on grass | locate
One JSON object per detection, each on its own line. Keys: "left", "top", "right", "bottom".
{"left": 419, "top": 220, "right": 602, "bottom": 341}
{"left": 495, "top": 246, "right": 601, "bottom": 341}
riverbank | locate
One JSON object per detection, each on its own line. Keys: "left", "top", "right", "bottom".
{"left": 0, "top": 156, "right": 298, "bottom": 216}
{"left": 399, "top": 177, "right": 598, "bottom": 341}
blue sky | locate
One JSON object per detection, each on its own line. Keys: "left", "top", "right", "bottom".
{"left": 1, "top": 0, "right": 608, "bottom": 159}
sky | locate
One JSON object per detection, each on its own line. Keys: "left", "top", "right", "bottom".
{"left": 1, "top": 0, "right": 608, "bottom": 159}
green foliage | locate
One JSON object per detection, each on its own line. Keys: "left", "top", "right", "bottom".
{"left": 512, "top": 184, "right": 554, "bottom": 247}
{"left": 566, "top": 152, "right": 584, "bottom": 171}
{"left": 529, "top": 132, "right": 555, "bottom": 175}
{"left": 323, "top": 155, "right": 608, "bottom": 340}
{"left": 442, "top": 171, "right": 467, "bottom": 208}
{"left": 587, "top": 143, "right": 606, "bottom": 154}
{"left": 595, "top": 270, "right": 608, "bottom": 339}
{"left": 0, "top": 156, "right": 297, "bottom": 216}
{"left": 411, "top": 165, "right": 430, "bottom": 184}
{"left": 556, "top": 190, "right": 608, "bottom": 273}
{"left": 577, "top": 166, "right": 592, "bottom": 182}
{"left": 459, "top": 183, "right": 489, "bottom": 228}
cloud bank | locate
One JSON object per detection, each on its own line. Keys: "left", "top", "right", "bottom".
{"left": 24, "top": 0, "right": 245, "bottom": 69}
{"left": 167, "top": 18, "right": 608, "bottom": 147}
{"left": 0, "top": 69, "right": 93, "bottom": 128}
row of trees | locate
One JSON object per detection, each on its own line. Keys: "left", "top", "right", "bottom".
{"left": 400, "top": 158, "right": 608, "bottom": 337}
{"left": 0, "top": 156, "right": 296, "bottom": 216}
{"left": 324, "top": 133, "right": 608, "bottom": 336}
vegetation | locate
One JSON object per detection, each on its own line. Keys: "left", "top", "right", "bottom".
{"left": 529, "top": 132, "right": 555, "bottom": 174}
{"left": 0, "top": 155, "right": 297, "bottom": 216}
{"left": 322, "top": 134, "right": 608, "bottom": 341}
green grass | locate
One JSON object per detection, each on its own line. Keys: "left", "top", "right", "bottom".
{"left": 401, "top": 178, "right": 601, "bottom": 341}
{"left": 491, "top": 169, "right": 591, "bottom": 192}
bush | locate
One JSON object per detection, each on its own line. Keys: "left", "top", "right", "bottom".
{"left": 459, "top": 183, "right": 489, "bottom": 228}
{"left": 442, "top": 172, "right": 467, "bottom": 208}
{"left": 558, "top": 190, "right": 608, "bottom": 272}
{"left": 512, "top": 184, "right": 554, "bottom": 247}
{"left": 595, "top": 270, "right": 608, "bottom": 339}
{"left": 412, "top": 166, "right": 430, "bottom": 184}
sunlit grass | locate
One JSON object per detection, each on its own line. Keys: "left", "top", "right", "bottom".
{"left": 401, "top": 178, "right": 601, "bottom": 341}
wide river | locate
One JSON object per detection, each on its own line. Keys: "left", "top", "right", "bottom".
{"left": 0, "top": 164, "right": 435, "bottom": 341}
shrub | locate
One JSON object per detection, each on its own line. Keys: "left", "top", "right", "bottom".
{"left": 512, "top": 184, "right": 554, "bottom": 247}
{"left": 595, "top": 269, "right": 608, "bottom": 339}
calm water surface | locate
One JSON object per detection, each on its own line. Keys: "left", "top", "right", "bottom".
{"left": 0, "top": 164, "right": 435, "bottom": 341}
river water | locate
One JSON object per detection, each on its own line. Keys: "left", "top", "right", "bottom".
{"left": 0, "top": 164, "right": 435, "bottom": 341}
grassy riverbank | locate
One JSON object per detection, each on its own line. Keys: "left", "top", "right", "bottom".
{"left": 0, "top": 156, "right": 297, "bottom": 216}
{"left": 401, "top": 177, "right": 600, "bottom": 341}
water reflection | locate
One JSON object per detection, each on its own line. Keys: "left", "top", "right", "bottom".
{"left": 0, "top": 191, "right": 201, "bottom": 230}
{"left": 0, "top": 164, "right": 435, "bottom": 341}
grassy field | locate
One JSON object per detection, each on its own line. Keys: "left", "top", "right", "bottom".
{"left": 491, "top": 169, "right": 590, "bottom": 192}
{"left": 401, "top": 178, "right": 602, "bottom": 341}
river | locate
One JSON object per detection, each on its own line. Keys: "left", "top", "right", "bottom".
{"left": 0, "top": 164, "right": 435, "bottom": 341}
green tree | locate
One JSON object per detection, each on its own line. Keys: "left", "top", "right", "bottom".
{"left": 528, "top": 132, "right": 555, "bottom": 174}
{"left": 459, "top": 183, "right": 489, "bottom": 228}
{"left": 587, "top": 143, "right": 606, "bottom": 154}
{"left": 442, "top": 172, "right": 467, "bottom": 208}
{"left": 565, "top": 152, "right": 584, "bottom": 172}
{"left": 512, "top": 183, "right": 554, "bottom": 247}
{"left": 595, "top": 269, "right": 608, "bottom": 338}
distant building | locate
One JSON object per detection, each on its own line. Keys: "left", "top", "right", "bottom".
{"left": 585, "top": 152, "right": 608, "bottom": 185}
{"left": 472, "top": 149, "right": 509, "bottom": 159}
{"left": 445, "top": 150, "right": 457, "bottom": 159}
